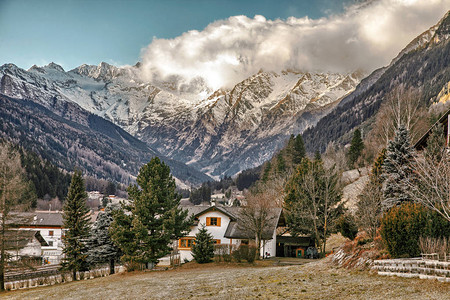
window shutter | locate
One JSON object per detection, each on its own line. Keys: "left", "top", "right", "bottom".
{"left": 217, "top": 218, "right": 221, "bottom": 227}
{"left": 206, "top": 217, "right": 211, "bottom": 226}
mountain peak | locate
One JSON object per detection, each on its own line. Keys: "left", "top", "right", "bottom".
{"left": 44, "top": 62, "right": 65, "bottom": 72}
{"left": 70, "top": 62, "right": 122, "bottom": 81}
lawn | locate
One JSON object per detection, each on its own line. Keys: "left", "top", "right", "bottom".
{"left": 3, "top": 258, "right": 449, "bottom": 299}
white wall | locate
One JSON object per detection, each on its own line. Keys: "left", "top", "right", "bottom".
{"left": 19, "top": 227, "right": 64, "bottom": 264}
{"left": 179, "top": 210, "right": 238, "bottom": 262}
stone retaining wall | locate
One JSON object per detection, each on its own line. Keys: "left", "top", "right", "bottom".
{"left": 372, "top": 258, "right": 450, "bottom": 282}
{"left": 5, "top": 265, "right": 125, "bottom": 291}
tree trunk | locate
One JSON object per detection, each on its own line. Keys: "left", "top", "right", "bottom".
{"left": 1, "top": 213, "right": 6, "bottom": 291}
{"left": 73, "top": 269, "right": 77, "bottom": 281}
{"left": 110, "top": 259, "right": 115, "bottom": 275}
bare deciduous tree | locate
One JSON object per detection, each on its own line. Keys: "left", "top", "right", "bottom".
{"left": 284, "top": 158, "right": 343, "bottom": 254}
{"left": 0, "top": 144, "right": 35, "bottom": 291}
{"left": 363, "top": 86, "right": 428, "bottom": 163}
{"left": 406, "top": 152, "right": 450, "bottom": 222}
{"left": 356, "top": 180, "right": 383, "bottom": 239}
{"left": 238, "top": 192, "right": 278, "bottom": 259}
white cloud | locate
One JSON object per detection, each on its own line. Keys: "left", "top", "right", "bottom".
{"left": 140, "top": 0, "right": 449, "bottom": 90}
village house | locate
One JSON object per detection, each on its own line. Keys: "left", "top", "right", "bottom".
{"left": 17, "top": 211, "right": 65, "bottom": 264}
{"left": 5, "top": 230, "right": 48, "bottom": 264}
{"left": 15, "top": 210, "right": 101, "bottom": 264}
{"left": 175, "top": 204, "right": 314, "bottom": 262}
{"left": 414, "top": 107, "right": 450, "bottom": 151}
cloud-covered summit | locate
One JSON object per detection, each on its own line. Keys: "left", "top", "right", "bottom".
{"left": 140, "top": 0, "right": 449, "bottom": 90}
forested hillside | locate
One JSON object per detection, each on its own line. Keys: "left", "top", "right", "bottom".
{"left": 302, "top": 12, "right": 450, "bottom": 153}
{"left": 0, "top": 94, "right": 212, "bottom": 185}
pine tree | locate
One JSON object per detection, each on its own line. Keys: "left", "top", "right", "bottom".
{"left": 292, "top": 134, "right": 306, "bottom": 165}
{"left": 191, "top": 224, "right": 214, "bottom": 264}
{"left": 110, "top": 157, "right": 192, "bottom": 268}
{"left": 276, "top": 153, "right": 286, "bottom": 173}
{"left": 347, "top": 129, "right": 364, "bottom": 168}
{"left": 261, "top": 161, "right": 272, "bottom": 183}
{"left": 86, "top": 205, "right": 121, "bottom": 274}
{"left": 382, "top": 125, "right": 414, "bottom": 210}
{"left": 61, "top": 169, "right": 91, "bottom": 280}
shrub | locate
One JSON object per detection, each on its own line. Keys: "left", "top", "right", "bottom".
{"left": 232, "top": 247, "right": 243, "bottom": 262}
{"left": 419, "top": 237, "right": 449, "bottom": 258}
{"left": 223, "top": 254, "right": 232, "bottom": 262}
{"left": 247, "top": 246, "right": 257, "bottom": 263}
{"left": 380, "top": 202, "right": 450, "bottom": 258}
{"left": 336, "top": 214, "right": 358, "bottom": 240}
{"left": 233, "top": 244, "right": 259, "bottom": 262}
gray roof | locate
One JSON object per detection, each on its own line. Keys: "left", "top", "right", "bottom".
{"left": 5, "top": 230, "right": 48, "bottom": 248}
{"left": 414, "top": 107, "right": 449, "bottom": 150}
{"left": 14, "top": 211, "right": 64, "bottom": 227}
{"left": 181, "top": 205, "right": 283, "bottom": 240}
{"left": 224, "top": 208, "right": 282, "bottom": 240}
{"left": 182, "top": 205, "right": 238, "bottom": 220}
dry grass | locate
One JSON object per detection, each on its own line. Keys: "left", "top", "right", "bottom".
{"left": 3, "top": 258, "right": 449, "bottom": 300}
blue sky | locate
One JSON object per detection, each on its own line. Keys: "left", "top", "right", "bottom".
{"left": 0, "top": 0, "right": 355, "bottom": 70}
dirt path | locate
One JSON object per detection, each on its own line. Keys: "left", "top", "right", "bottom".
{"left": 3, "top": 259, "right": 449, "bottom": 299}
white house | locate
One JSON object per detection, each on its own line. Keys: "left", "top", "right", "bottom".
{"left": 177, "top": 205, "right": 283, "bottom": 262}
{"left": 17, "top": 211, "right": 64, "bottom": 264}
{"left": 5, "top": 230, "right": 48, "bottom": 262}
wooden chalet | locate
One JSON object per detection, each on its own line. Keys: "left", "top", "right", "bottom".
{"left": 414, "top": 108, "right": 450, "bottom": 151}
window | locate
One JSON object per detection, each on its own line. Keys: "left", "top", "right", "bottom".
{"left": 49, "top": 230, "right": 54, "bottom": 236}
{"left": 213, "top": 239, "right": 221, "bottom": 245}
{"left": 206, "top": 217, "right": 221, "bottom": 226}
{"left": 179, "top": 238, "right": 195, "bottom": 249}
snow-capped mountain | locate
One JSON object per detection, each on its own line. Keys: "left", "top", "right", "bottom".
{"left": 0, "top": 61, "right": 362, "bottom": 178}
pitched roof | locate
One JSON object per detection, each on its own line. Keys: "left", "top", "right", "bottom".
{"left": 181, "top": 205, "right": 283, "bottom": 240}
{"left": 182, "top": 205, "right": 238, "bottom": 220}
{"left": 14, "top": 211, "right": 64, "bottom": 227}
{"left": 414, "top": 108, "right": 450, "bottom": 150}
{"left": 224, "top": 208, "right": 282, "bottom": 240}
{"left": 4, "top": 230, "right": 48, "bottom": 249}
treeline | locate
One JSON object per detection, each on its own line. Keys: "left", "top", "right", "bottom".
{"left": 8, "top": 142, "right": 126, "bottom": 209}
{"left": 17, "top": 146, "right": 71, "bottom": 205}
{"left": 85, "top": 176, "right": 125, "bottom": 196}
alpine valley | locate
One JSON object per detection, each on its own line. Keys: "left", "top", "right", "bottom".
{"left": 1, "top": 10, "right": 449, "bottom": 184}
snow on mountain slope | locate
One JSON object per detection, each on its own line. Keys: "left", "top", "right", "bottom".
{"left": 0, "top": 62, "right": 362, "bottom": 178}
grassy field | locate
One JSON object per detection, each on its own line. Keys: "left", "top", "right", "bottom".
{"left": 3, "top": 258, "right": 449, "bottom": 300}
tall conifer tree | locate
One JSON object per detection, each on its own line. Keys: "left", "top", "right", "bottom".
{"left": 382, "top": 125, "right": 414, "bottom": 210}
{"left": 61, "top": 169, "right": 91, "bottom": 279}
{"left": 110, "top": 157, "right": 192, "bottom": 268}
{"left": 292, "top": 134, "right": 306, "bottom": 165}
{"left": 86, "top": 205, "right": 121, "bottom": 274}
{"left": 347, "top": 129, "right": 364, "bottom": 168}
